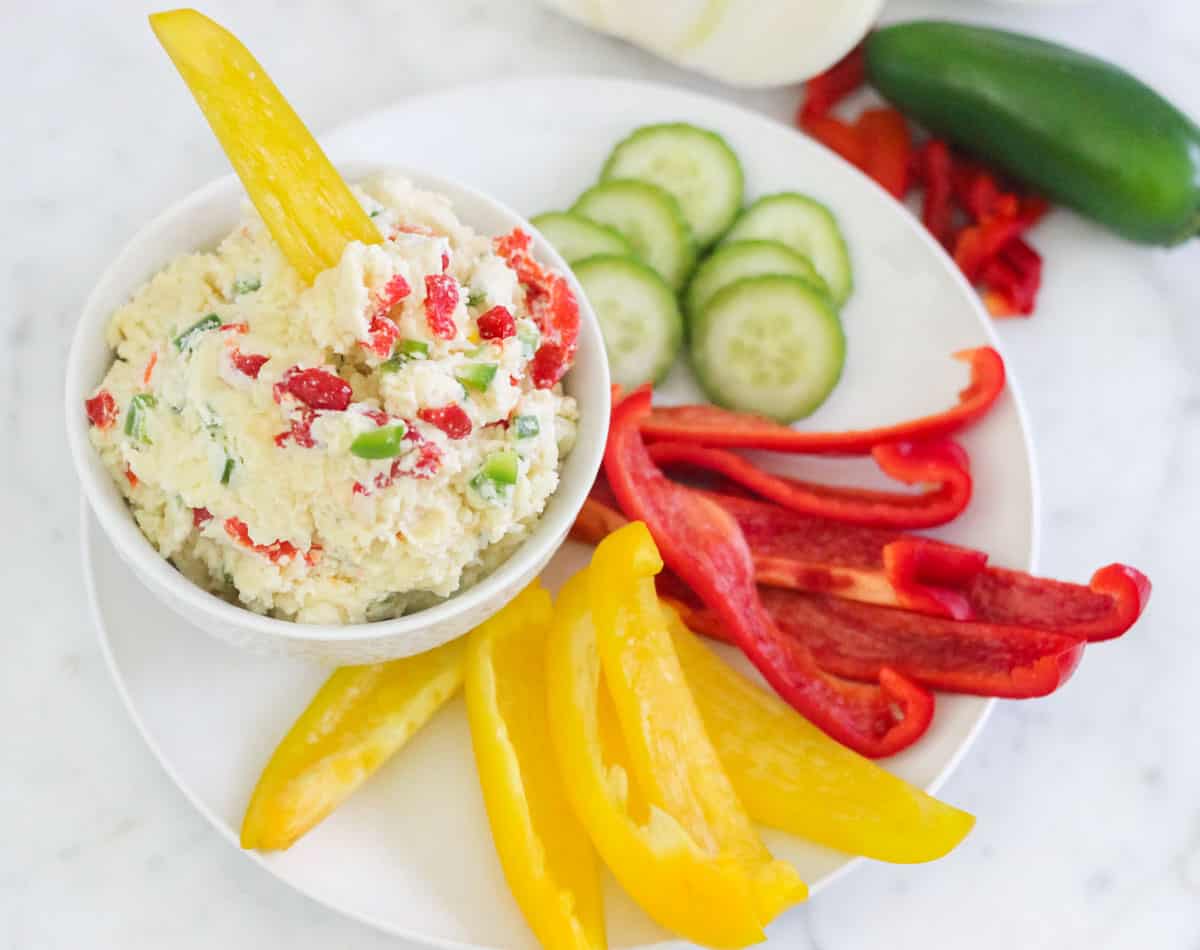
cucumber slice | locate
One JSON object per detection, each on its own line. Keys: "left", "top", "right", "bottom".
{"left": 684, "top": 240, "right": 832, "bottom": 321}
{"left": 573, "top": 254, "right": 683, "bottom": 389}
{"left": 722, "top": 193, "right": 853, "bottom": 306}
{"left": 530, "top": 211, "right": 633, "bottom": 264}
{"left": 572, "top": 180, "right": 696, "bottom": 291}
{"left": 690, "top": 275, "right": 845, "bottom": 422}
{"left": 601, "top": 122, "right": 744, "bottom": 247}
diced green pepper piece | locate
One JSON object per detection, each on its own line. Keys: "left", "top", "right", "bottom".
{"left": 380, "top": 339, "right": 431, "bottom": 373}
{"left": 457, "top": 363, "right": 498, "bottom": 393}
{"left": 369, "top": 209, "right": 382, "bottom": 218}
{"left": 482, "top": 448, "right": 519, "bottom": 486}
{"left": 124, "top": 393, "right": 157, "bottom": 443}
{"left": 517, "top": 321, "right": 540, "bottom": 359}
{"left": 233, "top": 276, "right": 261, "bottom": 295}
{"left": 220, "top": 457, "right": 235, "bottom": 484}
{"left": 350, "top": 423, "right": 408, "bottom": 459}
{"left": 514, "top": 415, "right": 540, "bottom": 439}
{"left": 173, "top": 313, "right": 222, "bottom": 351}
{"left": 467, "top": 288, "right": 488, "bottom": 308}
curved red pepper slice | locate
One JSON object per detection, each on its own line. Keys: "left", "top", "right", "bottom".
{"left": 639, "top": 347, "right": 1005, "bottom": 455}
{"left": 670, "top": 586, "right": 1085, "bottom": 700}
{"left": 646, "top": 439, "right": 972, "bottom": 529}
{"left": 605, "top": 386, "right": 933, "bottom": 759}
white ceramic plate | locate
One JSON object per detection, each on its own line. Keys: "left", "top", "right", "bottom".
{"left": 83, "top": 76, "right": 1039, "bottom": 949}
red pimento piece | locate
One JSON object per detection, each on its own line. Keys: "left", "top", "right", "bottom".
{"left": 646, "top": 438, "right": 973, "bottom": 530}
{"left": 352, "top": 481, "right": 368, "bottom": 496}
{"left": 641, "top": 347, "right": 1005, "bottom": 455}
{"left": 230, "top": 349, "right": 270, "bottom": 379}
{"left": 124, "top": 466, "right": 139, "bottom": 489}
{"left": 223, "top": 516, "right": 303, "bottom": 564}
{"left": 418, "top": 404, "right": 472, "bottom": 440}
{"left": 405, "top": 428, "right": 443, "bottom": 478}
{"left": 605, "top": 385, "right": 934, "bottom": 759}
{"left": 193, "top": 507, "right": 213, "bottom": 528}
{"left": 914, "top": 140, "right": 955, "bottom": 246}
{"left": 143, "top": 351, "right": 158, "bottom": 386}
{"left": 423, "top": 273, "right": 460, "bottom": 339}
{"left": 85, "top": 390, "right": 118, "bottom": 430}
{"left": 275, "top": 407, "right": 316, "bottom": 448}
{"left": 220, "top": 322, "right": 249, "bottom": 334}
{"left": 802, "top": 114, "right": 868, "bottom": 169}
{"left": 361, "top": 408, "right": 390, "bottom": 427}
{"left": 476, "top": 305, "right": 516, "bottom": 341}
{"left": 273, "top": 367, "right": 352, "bottom": 411}
{"left": 363, "top": 314, "right": 400, "bottom": 358}
{"left": 441, "top": 251, "right": 450, "bottom": 272}
{"left": 798, "top": 43, "right": 866, "bottom": 124}
{"left": 855, "top": 107, "right": 912, "bottom": 199}
{"left": 379, "top": 273, "right": 412, "bottom": 310}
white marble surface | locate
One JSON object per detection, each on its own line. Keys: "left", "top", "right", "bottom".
{"left": 3, "top": 0, "right": 1198, "bottom": 947}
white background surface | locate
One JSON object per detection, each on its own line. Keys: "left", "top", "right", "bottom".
{"left": 2, "top": 1, "right": 1198, "bottom": 948}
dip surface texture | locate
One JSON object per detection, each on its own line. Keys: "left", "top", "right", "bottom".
{"left": 86, "top": 177, "right": 578, "bottom": 623}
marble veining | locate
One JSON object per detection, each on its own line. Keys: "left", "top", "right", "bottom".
{"left": 2, "top": 0, "right": 1198, "bottom": 947}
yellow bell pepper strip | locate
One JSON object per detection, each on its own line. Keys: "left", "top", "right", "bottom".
{"left": 664, "top": 607, "right": 975, "bottom": 863}
{"left": 149, "top": 9, "right": 381, "bottom": 284}
{"left": 240, "top": 637, "right": 466, "bottom": 851}
{"left": 548, "top": 571, "right": 769, "bottom": 949}
{"left": 464, "top": 583, "right": 606, "bottom": 950}
{"left": 588, "top": 523, "right": 807, "bottom": 927}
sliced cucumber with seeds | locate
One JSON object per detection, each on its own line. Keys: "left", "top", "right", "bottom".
{"left": 691, "top": 275, "right": 845, "bottom": 422}
{"left": 572, "top": 180, "right": 696, "bottom": 291}
{"left": 722, "top": 193, "right": 853, "bottom": 306}
{"left": 685, "top": 240, "right": 832, "bottom": 322}
{"left": 530, "top": 211, "right": 634, "bottom": 264}
{"left": 573, "top": 254, "right": 683, "bottom": 389}
{"left": 601, "top": 122, "right": 744, "bottom": 247}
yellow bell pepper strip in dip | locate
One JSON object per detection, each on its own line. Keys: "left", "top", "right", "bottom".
{"left": 663, "top": 608, "right": 975, "bottom": 863}
{"left": 547, "top": 571, "right": 771, "bottom": 949}
{"left": 150, "top": 9, "right": 381, "bottom": 284}
{"left": 587, "top": 524, "right": 807, "bottom": 926}
{"left": 464, "top": 583, "right": 606, "bottom": 950}
{"left": 240, "top": 637, "right": 466, "bottom": 851}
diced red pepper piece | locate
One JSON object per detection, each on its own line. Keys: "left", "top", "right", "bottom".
{"left": 143, "top": 351, "right": 159, "bottom": 386}
{"left": 951, "top": 162, "right": 1004, "bottom": 221}
{"left": 798, "top": 43, "right": 865, "bottom": 124}
{"left": 193, "top": 507, "right": 213, "bottom": 528}
{"left": 981, "top": 237, "right": 1043, "bottom": 317}
{"left": 855, "top": 108, "right": 912, "bottom": 199}
{"left": 220, "top": 322, "right": 249, "bottom": 334}
{"left": 801, "top": 114, "right": 868, "bottom": 169}
{"left": 605, "top": 385, "right": 933, "bottom": 759}
{"left": 273, "top": 367, "right": 352, "bottom": 411}
{"left": 647, "top": 438, "right": 972, "bottom": 529}
{"left": 640, "top": 347, "right": 1005, "bottom": 455}
{"left": 230, "top": 349, "right": 270, "bottom": 379}
{"left": 361, "top": 408, "right": 390, "bottom": 426}
{"left": 223, "top": 516, "right": 303, "bottom": 564}
{"left": 423, "top": 273, "right": 459, "bottom": 339}
{"left": 672, "top": 587, "right": 1085, "bottom": 700}
{"left": 379, "top": 273, "right": 412, "bottom": 311}
{"left": 418, "top": 404, "right": 472, "bottom": 439}
{"left": 914, "top": 140, "right": 955, "bottom": 246}
{"left": 85, "top": 390, "right": 118, "bottom": 430}
{"left": 363, "top": 314, "right": 400, "bottom": 358}
{"left": 274, "top": 407, "right": 316, "bottom": 448}
{"left": 124, "top": 465, "right": 139, "bottom": 489}
{"left": 476, "top": 305, "right": 516, "bottom": 341}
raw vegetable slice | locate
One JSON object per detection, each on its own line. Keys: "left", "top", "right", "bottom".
{"left": 601, "top": 122, "right": 745, "bottom": 247}
{"left": 150, "top": 9, "right": 380, "bottom": 284}
{"left": 572, "top": 255, "right": 683, "bottom": 389}
{"left": 690, "top": 275, "right": 845, "bottom": 422}
{"left": 684, "top": 239, "right": 831, "bottom": 320}
{"left": 722, "top": 193, "right": 853, "bottom": 305}
{"left": 572, "top": 180, "right": 696, "bottom": 290}
{"left": 530, "top": 211, "right": 634, "bottom": 264}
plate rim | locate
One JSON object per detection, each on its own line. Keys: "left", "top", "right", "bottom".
{"left": 80, "top": 72, "right": 1043, "bottom": 949}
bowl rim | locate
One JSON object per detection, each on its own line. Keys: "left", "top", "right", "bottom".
{"left": 64, "top": 159, "right": 610, "bottom": 643}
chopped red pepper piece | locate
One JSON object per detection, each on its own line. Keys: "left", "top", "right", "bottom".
{"left": 85, "top": 390, "right": 118, "bottom": 430}
{"left": 230, "top": 348, "right": 270, "bottom": 379}
{"left": 220, "top": 322, "right": 249, "bottom": 334}
{"left": 672, "top": 587, "right": 1085, "bottom": 700}
{"left": 855, "top": 108, "right": 912, "bottom": 199}
{"left": 914, "top": 140, "right": 955, "bottom": 246}
{"left": 980, "top": 237, "right": 1042, "bottom": 317}
{"left": 605, "top": 386, "right": 933, "bottom": 759}
{"left": 951, "top": 161, "right": 1004, "bottom": 221}
{"left": 124, "top": 465, "right": 139, "bottom": 489}
{"left": 798, "top": 43, "right": 865, "bottom": 124}
{"left": 640, "top": 347, "right": 1005, "bottom": 455}
{"left": 363, "top": 314, "right": 400, "bottom": 358}
{"left": 274, "top": 407, "right": 316, "bottom": 448}
{"left": 223, "top": 516, "right": 304, "bottom": 564}
{"left": 423, "top": 273, "right": 459, "bottom": 340}
{"left": 143, "top": 351, "right": 159, "bottom": 386}
{"left": 193, "top": 507, "right": 213, "bottom": 528}
{"left": 801, "top": 114, "right": 868, "bottom": 169}
{"left": 273, "top": 367, "right": 352, "bottom": 411}
{"left": 476, "top": 305, "right": 516, "bottom": 341}
{"left": 418, "top": 404, "right": 472, "bottom": 439}
{"left": 647, "top": 438, "right": 971, "bottom": 529}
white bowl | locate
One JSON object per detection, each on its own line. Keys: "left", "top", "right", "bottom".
{"left": 65, "top": 161, "right": 610, "bottom": 664}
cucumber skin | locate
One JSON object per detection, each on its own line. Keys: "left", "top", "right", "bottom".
{"left": 867, "top": 22, "right": 1200, "bottom": 246}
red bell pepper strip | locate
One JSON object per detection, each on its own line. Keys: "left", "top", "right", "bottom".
{"left": 605, "top": 385, "right": 934, "bottom": 759}
{"left": 914, "top": 140, "right": 955, "bottom": 246}
{"left": 670, "top": 586, "right": 1085, "bottom": 700}
{"left": 647, "top": 438, "right": 971, "bottom": 530}
{"left": 951, "top": 161, "right": 1004, "bottom": 222}
{"left": 856, "top": 108, "right": 912, "bottom": 199}
{"left": 640, "top": 347, "right": 1005, "bottom": 456}
{"left": 801, "top": 114, "right": 868, "bottom": 169}
{"left": 980, "top": 237, "right": 1043, "bottom": 317}
{"left": 798, "top": 43, "right": 865, "bottom": 125}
